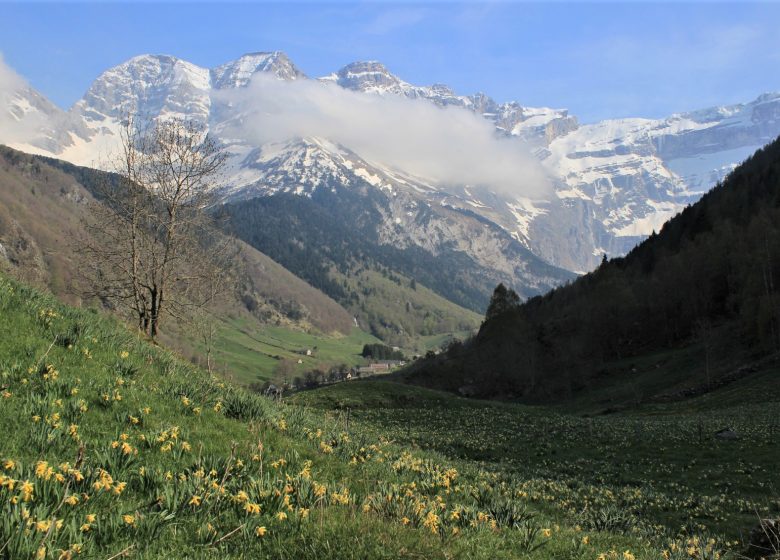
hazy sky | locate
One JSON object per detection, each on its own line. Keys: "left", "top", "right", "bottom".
{"left": 2, "top": 1, "right": 779, "bottom": 123}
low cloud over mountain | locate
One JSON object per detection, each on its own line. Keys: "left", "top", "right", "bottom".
{"left": 216, "top": 73, "right": 552, "bottom": 198}
{"left": 0, "top": 54, "right": 51, "bottom": 144}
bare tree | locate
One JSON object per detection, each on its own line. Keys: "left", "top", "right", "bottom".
{"left": 80, "top": 115, "right": 236, "bottom": 340}
{"left": 193, "top": 308, "right": 220, "bottom": 374}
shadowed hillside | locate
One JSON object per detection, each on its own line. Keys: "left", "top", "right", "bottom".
{"left": 400, "top": 136, "right": 780, "bottom": 405}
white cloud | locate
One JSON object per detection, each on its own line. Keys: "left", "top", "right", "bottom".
{"left": 215, "top": 73, "right": 551, "bottom": 197}
{"left": 0, "top": 54, "right": 51, "bottom": 145}
{"left": 0, "top": 54, "right": 27, "bottom": 93}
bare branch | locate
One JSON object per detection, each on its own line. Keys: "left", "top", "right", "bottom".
{"left": 76, "top": 114, "right": 236, "bottom": 340}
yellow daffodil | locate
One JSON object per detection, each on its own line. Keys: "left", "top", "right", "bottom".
{"left": 244, "top": 503, "right": 261, "bottom": 515}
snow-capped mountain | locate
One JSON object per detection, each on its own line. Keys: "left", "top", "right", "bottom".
{"left": 219, "top": 135, "right": 572, "bottom": 307}
{"left": 320, "top": 60, "right": 578, "bottom": 145}
{"left": 2, "top": 81, "right": 60, "bottom": 129}
{"left": 316, "top": 59, "right": 780, "bottom": 270}
{"left": 212, "top": 52, "right": 305, "bottom": 89}
{"left": 75, "top": 54, "right": 212, "bottom": 125}
{"left": 320, "top": 61, "right": 464, "bottom": 106}
{"left": 0, "top": 69, "right": 89, "bottom": 155}
{"left": 2, "top": 51, "right": 779, "bottom": 282}
{"left": 532, "top": 94, "right": 780, "bottom": 269}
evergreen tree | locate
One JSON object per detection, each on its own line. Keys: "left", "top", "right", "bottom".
{"left": 485, "top": 283, "right": 521, "bottom": 321}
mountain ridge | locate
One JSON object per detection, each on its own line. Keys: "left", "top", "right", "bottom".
{"left": 3, "top": 51, "right": 780, "bottom": 276}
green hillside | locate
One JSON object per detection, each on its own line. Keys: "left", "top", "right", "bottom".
{"left": 183, "top": 316, "right": 382, "bottom": 386}
{"left": 1, "top": 271, "right": 749, "bottom": 559}
{"left": 402, "top": 136, "right": 780, "bottom": 404}
{"left": 341, "top": 268, "right": 481, "bottom": 349}
{"left": 0, "top": 146, "right": 477, "bottom": 375}
{"left": 0, "top": 146, "right": 397, "bottom": 382}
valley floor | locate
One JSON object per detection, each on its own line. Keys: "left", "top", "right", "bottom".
{"left": 294, "top": 379, "right": 780, "bottom": 555}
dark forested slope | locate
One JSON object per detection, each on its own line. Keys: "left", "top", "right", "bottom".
{"left": 220, "top": 190, "right": 489, "bottom": 343}
{"left": 223, "top": 190, "right": 491, "bottom": 311}
{"left": 400, "top": 136, "right": 780, "bottom": 402}
{"left": 222, "top": 186, "right": 572, "bottom": 315}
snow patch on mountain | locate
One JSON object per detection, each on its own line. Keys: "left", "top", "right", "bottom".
{"left": 507, "top": 198, "right": 549, "bottom": 239}
{"left": 612, "top": 201, "right": 681, "bottom": 238}
{"left": 664, "top": 145, "right": 758, "bottom": 191}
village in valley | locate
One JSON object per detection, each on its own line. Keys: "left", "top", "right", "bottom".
{"left": 262, "top": 343, "right": 409, "bottom": 396}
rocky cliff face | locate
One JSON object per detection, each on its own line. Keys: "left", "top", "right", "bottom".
{"left": 534, "top": 94, "right": 780, "bottom": 269}
{"left": 219, "top": 136, "right": 573, "bottom": 308}
{"left": 319, "top": 61, "right": 780, "bottom": 270}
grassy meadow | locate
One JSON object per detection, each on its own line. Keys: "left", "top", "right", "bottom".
{"left": 183, "top": 315, "right": 382, "bottom": 386}
{"left": 294, "top": 380, "right": 780, "bottom": 556}
{"left": 0, "top": 271, "right": 776, "bottom": 559}
{"left": 341, "top": 268, "right": 482, "bottom": 349}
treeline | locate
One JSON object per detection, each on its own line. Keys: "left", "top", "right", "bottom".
{"left": 402, "top": 136, "right": 780, "bottom": 400}
{"left": 361, "top": 343, "right": 404, "bottom": 360}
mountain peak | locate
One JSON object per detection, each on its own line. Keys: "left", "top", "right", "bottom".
{"left": 126, "top": 53, "right": 180, "bottom": 65}
{"left": 753, "top": 91, "right": 780, "bottom": 105}
{"left": 95, "top": 53, "right": 207, "bottom": 79}
{"left": 211, "top": 51, "right": 306, "bottom": 88}
{"left": 114, "top": 54, "right": 209, "bottom": 78}
{"left": 340, "top": 60, "right": 390, "bottom": 72}
{"left": 669, "top": 91, "right": 780, "bottom": 125}
{"left": 325, "top": 62, "right": 468, "bottom": 108}
{"left": 330, "top": 60, "right": 406, "bottom": 93}
{"left": 75, "top": 53, "right": 211, "bottom": 122}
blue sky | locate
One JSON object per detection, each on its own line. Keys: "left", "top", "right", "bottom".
{"left": 2, "top": 1, "right": 779, "bottom": 123}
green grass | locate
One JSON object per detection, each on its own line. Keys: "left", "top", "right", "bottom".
{"left": 342, "top": 268, "right": 481, "bottom": 348}
{"left": 412, "top": 330, "right": 476, "bottom": 355}
{"left": 186, "top": 316, "right": 382, "bottom": 386}
{"left": 294, "top": 380, "right": 780, "bottom": 549}
{"left": 3, "top": 271, "right": 775, "bottom": 559}
{"left": 290, "top": 379, "right": 463, "bottom": 410}
{"left": 189, "top": 311, "right": 475, "bottom": 387}
{"left": 555, "top": 336, "right": 780, "bottom": 416}
{"left": 1, "top": 272, "right": 684, "bottom": 559}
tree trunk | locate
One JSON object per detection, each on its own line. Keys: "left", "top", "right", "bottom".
{"left": 149, "top": 287, "right": 160, "bottom": 339}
